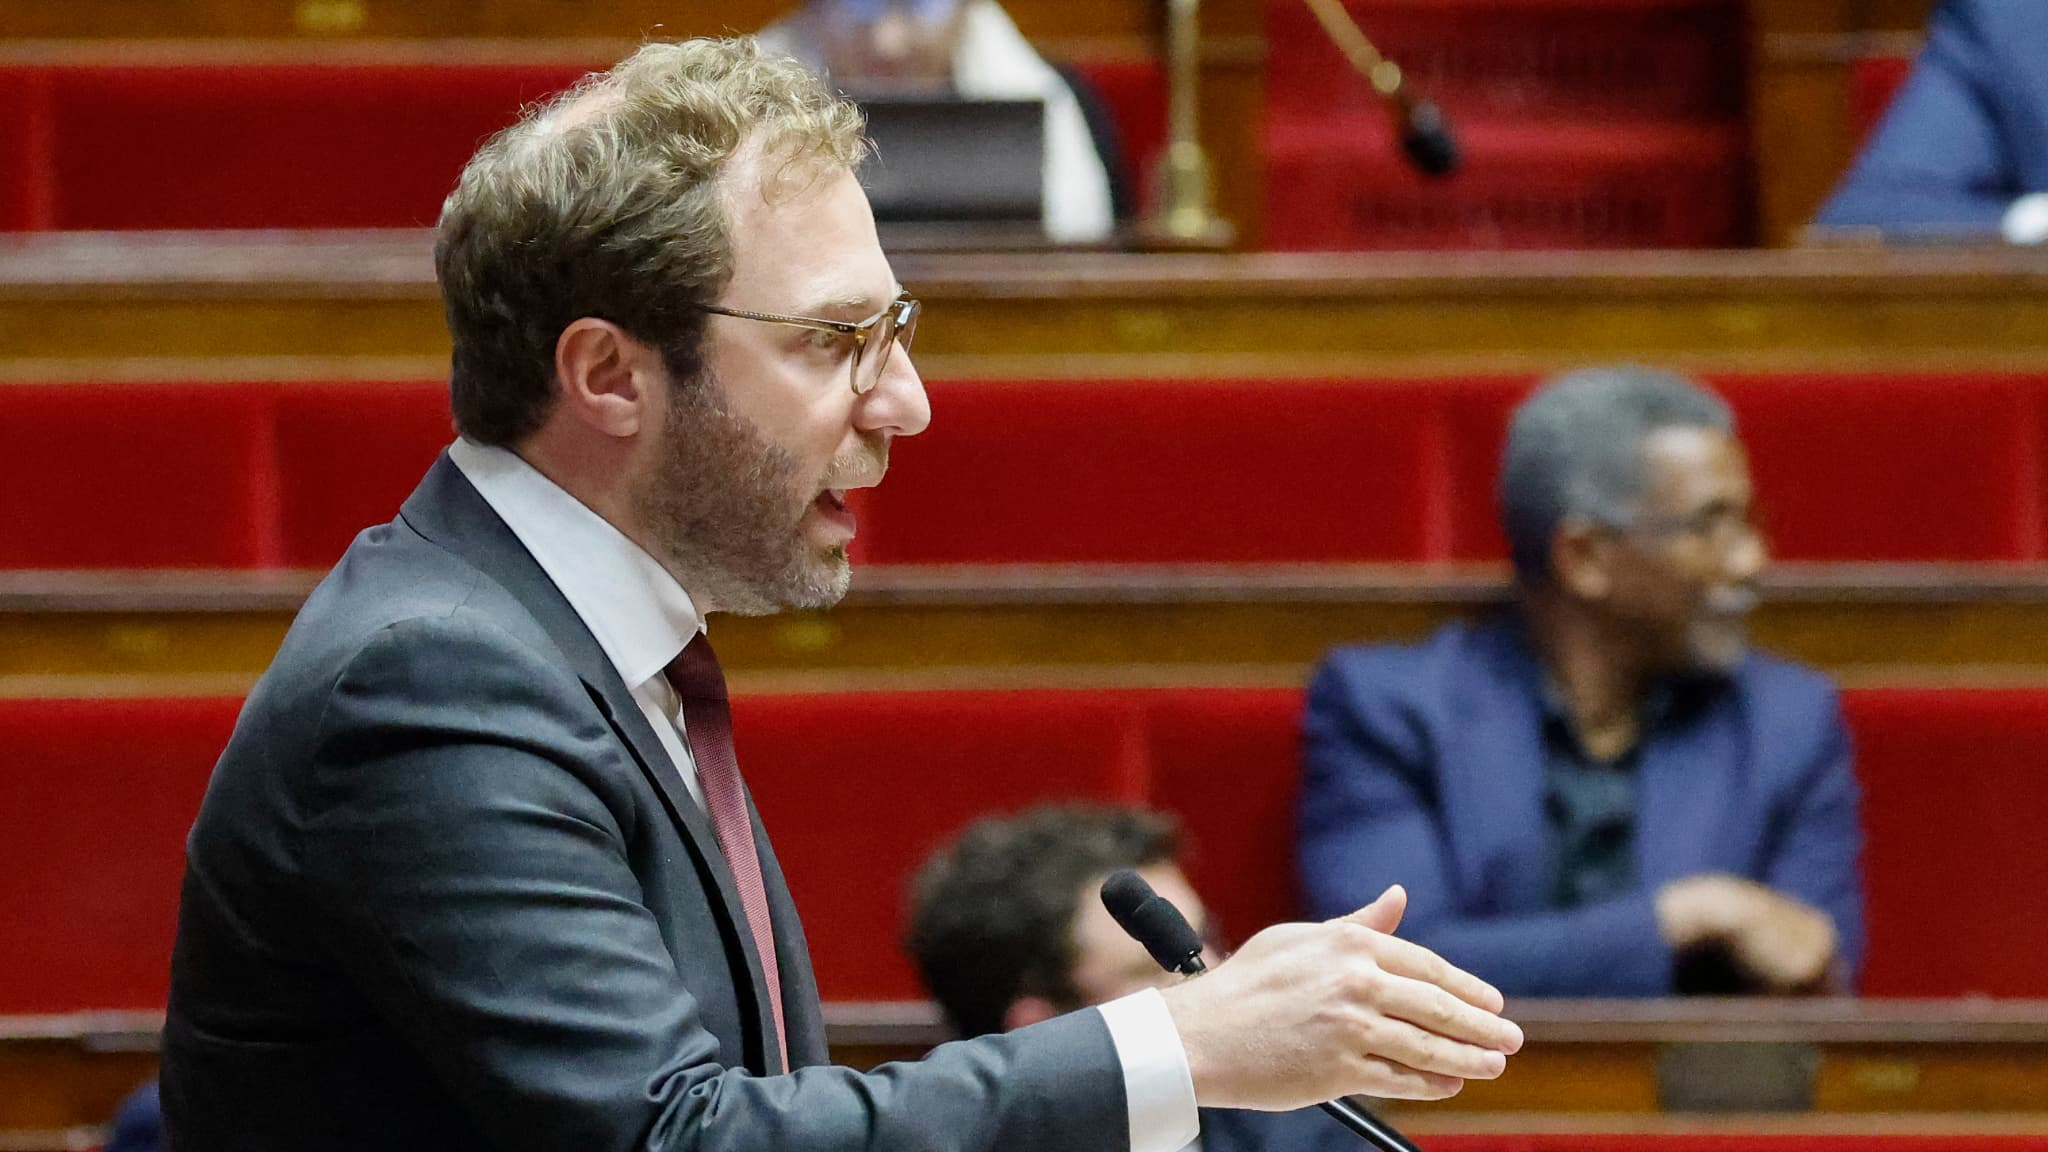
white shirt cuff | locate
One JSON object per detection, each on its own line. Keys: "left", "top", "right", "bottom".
{"left": 1097, "top": 988, "right": 1200, "bottom": 1152}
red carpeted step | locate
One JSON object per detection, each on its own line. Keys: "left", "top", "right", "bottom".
{"left": 1263, "top": 116, "right": 1748, "bottom": 250}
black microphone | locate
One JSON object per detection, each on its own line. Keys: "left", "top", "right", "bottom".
{"left": 1298, "top": 0, "right": 1461, "bottom": 180}
{"left": 1398, "top": 99, "right": 1459, "bottom": 180}
{"left": 1099, "top": 870, "right": 1426, "bottom": 1152}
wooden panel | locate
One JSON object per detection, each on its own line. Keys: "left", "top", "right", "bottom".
{"left": 0, "top": 1016, "right": 157, "bottom": 1140}
{"left": 11, "top": 238, "right": 2048, "bottom": 381}
{"left": 13, "top": 1002, "right": 2048, "bottom": 1131}
{"left": 1818, "top": 1044, "right": 2048, "bottom": 1113}
{"left": 7, "top": 565, "right": 2048, "bottom": 692}
{"left": 1746, "top": 0, "right": 1939, "bottom": 246}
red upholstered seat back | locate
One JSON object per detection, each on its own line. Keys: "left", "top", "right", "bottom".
{"left": 1720, "top": 374, "right": 2040, "bottom": 562}
{"left": 1142, "top": 688, "right": 1306, "bottom": 945}
{"left": 734, "top": 689, "right": 1151, "bottom": 1000}
{"left": 0, "top": 696, "right": 240, "bottom": 1012}
{"left": 273, "top": 381, "right": 453, "bottom": 567}
{"left": 10, "top": 685, "right": 2048, "bottom": 1010}
{"left": 36, "top": 64, "right": 588, "bottom": 230}
{"left": 0, "top": 69, "right": 48, "bottom": 229}
{"left": 1850, "top": 53, "right": 1917, "bottom": 146}
{"left": 1847, "top": 688, "right": 2048, "bottom": 998}
{"left": 862, "top": 379, "right": 1444, "bottom": 564}
{"left": 5, "top": 372, "right": 2048, "bottom": 568}
{"left": 0, "top": 384, "right": 280, "bottom": 568}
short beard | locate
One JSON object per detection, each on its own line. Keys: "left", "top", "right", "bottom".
{"left": 631, "top": 370, "right": 853, "bottom": 616}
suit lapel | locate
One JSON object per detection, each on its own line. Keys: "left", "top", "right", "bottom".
{"left": 1449, "top": 621, "right": 1555, "bottom": 912}
{"left": 398, "top": 452, "right": 783, "bottom": 1072}
{"left": 1636, "top": 686, "right": 1739, "bottom": 889}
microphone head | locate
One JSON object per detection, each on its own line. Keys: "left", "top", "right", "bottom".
{"left": 1100, "top": 869, "right": 1205, "bottom": 976}
{"left": 1399, "top": 99, "right": 1460, "bottom": 179}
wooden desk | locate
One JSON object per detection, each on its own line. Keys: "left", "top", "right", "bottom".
{"left": 13, "top": 999, "right": 2048, "bottom": 1146}
{"left": 826, "top": 998, "right": 2048, "bottom": 1116}
{"left": 7, "top": 236, "right": 2048, "bottom": 382}
{"left": 6, "top": 564, "right": 2048, "bottom": 695}
{"left": 0, "top": 1013, "right": 158, "bottom": 1148}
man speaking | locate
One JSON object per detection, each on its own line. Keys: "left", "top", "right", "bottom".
{"left": 162, "top": 38, "right": 1521, "bottom": 1152}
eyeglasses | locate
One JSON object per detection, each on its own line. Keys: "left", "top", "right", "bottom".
{"left": 691, "top": 292, "right": 920, "bottom": 396}
{"left": 1626, "top": 504, "right": 1763, "bottom": 551}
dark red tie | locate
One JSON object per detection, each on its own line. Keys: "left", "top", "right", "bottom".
{"left": 666, "top": 636, "right": 787, "bottom": 1069}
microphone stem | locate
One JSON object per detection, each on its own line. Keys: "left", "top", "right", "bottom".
{"left": 1321, "top": 1096, "right": 1425, "bottom": 1152}
{"left": 1300, "top": 0, "right": 1407, "bottom": 101}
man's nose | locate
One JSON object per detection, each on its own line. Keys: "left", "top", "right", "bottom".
{"left": 858, "top": 340, "right": 931, "bottom": 438}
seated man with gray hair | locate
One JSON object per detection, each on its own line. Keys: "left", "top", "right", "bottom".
{"left": 1298, "top": 366, "right": 1865, "bottom": 997}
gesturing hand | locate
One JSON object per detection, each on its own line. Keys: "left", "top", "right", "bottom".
{"left": 1160, "top": 885, "right": 1523, "bottom": 1112}
{"left": 1657, "top": 874, "right": 1839, "bottom": 992}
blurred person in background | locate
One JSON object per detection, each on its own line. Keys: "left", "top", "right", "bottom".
{"left": 1298, "top": 367, "right": 1865, "bottom": 998}
{"left": 756, "top": 0, "right": 1118, "bottom": 243}
{"left": 1814, "top": 0, "right": 2048, "bottom": 244}
{"left": 908, "top": 805, "right": 1352, "bottom": 1152}
{"left": 105, "top": 1080, "right": 162, "bottom": 1152}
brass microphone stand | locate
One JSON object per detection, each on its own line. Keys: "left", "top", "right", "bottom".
{"left": 1137, "top": 0, "right": 1234, "bottom": 247}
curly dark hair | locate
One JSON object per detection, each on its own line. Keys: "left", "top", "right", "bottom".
{"left": 904, "top": 805, "right": 1180, "bottom": 1039}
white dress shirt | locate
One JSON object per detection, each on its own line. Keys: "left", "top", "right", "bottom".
{"left": 447, "top": 438, "right": 1197, "bottom": 1152}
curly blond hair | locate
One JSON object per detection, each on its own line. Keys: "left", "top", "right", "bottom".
{"left": 436, "top": 38, "right": 867, "bottom": 445}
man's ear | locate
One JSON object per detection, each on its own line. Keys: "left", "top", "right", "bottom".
{"left": 1001, "top": 996, "right": 1059, "bottom": 1032}
{"left": 1552, "top": 517, "right": 1613, "bottom": 601}
{"left": 553, "top": 318, "right": 660, "bottom": 440}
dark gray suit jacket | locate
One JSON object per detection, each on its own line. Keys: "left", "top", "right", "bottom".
{"left": 163, "top": 453, "right": 1126, "bottom": 1151}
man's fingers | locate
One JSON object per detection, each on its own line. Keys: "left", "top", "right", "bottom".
{"left": 1339, "top": 884, "right": 1408, "bottom": 936}
{"left": 1355, "top": 1015, "right": 1509, "bottom": 1082}
{"left": 1365, "top": 931, "right": 1510, "bottom": 1018}
{"left": 1371, "top": 969, "right": 1525, "bottom": 1054}
{"left": 1348, "top": 1057, "right": 1466, "bottom": 1102}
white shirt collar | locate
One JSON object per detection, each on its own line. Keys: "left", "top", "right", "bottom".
{"left": 447, "top": 438, "right": 703, "bottom": 692}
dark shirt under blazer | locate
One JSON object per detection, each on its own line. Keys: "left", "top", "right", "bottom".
{"left": 163, "top": 454, "right": 1126, "bottom": 1152}
{"left": 1297, "top": 616, "right": 1866, "bottom": 998}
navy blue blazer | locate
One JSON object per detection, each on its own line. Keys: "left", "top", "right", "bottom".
{"left": 1816, "top": 0, "right": 2048, "bottom": 234}
{"left": 1297, "top": 617, "right": 1865, "bottom": 997}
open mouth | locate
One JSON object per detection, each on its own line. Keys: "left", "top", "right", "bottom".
{"left": 810, "top": 488, "right": 857, "bottom": 541}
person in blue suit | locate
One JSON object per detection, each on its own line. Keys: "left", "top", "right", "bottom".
{"left": 909, "top": 805, "right": 1355, "bottom": 1152}
{"left": 105, "top": 1080, "right": 163, "bottom": 1152}
{"left": 1815, "top": 0, "right": 2048, "bottom": 243}
{"left": 1300, "top": 367, "right": 1865, "bottom": 998}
